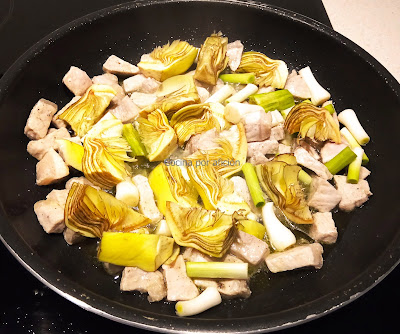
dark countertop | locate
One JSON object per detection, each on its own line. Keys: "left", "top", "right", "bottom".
{"left": 0, "top": 1, "right": 398, "bottom": 333}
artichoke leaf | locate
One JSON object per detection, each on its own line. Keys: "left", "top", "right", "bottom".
{"left": 65, "top": 183, "right": 151, "bottom": 238}
{"left": 237, "top": 51, "right": 288, "bottom": 89}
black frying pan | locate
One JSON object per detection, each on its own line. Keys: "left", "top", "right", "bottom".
{"left": 0, "top": 0, "right": 399, "bottom": 332}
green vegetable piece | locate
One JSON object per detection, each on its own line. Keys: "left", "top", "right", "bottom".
{"left": 186, "top": 262, "right": 248, "bottom": 279}
{"left": 219, "top": 73, "right": 255, "bottom": 84}
{"left": 242, "top": 163, "right": 265, "bottom": 207}
{"left": 324, "top": 146, "right": 357, "bottom": 175}
{"left": 122, "top": 123, "right": 147, "bottom": 157}
{"left": 249, "top": 89, "right": 295, "bottom": 112}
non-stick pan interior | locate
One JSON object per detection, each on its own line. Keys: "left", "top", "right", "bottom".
{"left": 0, "top": 0, "right": 399, "bottom": 332}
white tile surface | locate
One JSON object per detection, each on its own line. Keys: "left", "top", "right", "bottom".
{"left": 322, "top": 0, "right": 400, "bottom": 82}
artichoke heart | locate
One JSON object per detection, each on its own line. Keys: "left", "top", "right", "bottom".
{"left": 137, "top": 109, "right": 178, "bottom": 161}
{"left": 165, "top": 201, "right": 236, "bottom": 258}
{"left": 138, "top": 40, "right": 198, "bottom": 81}
{"left": 237, "top": 51, "right": 288, "bottom": 89}
{"left": 58, "top": 84, "right": 116, "bottom": 137}
{"left": 170, "top": 103, "right": 223, "bottom": 146}
{"left": 65, "top": 183, "right": 151, "bottom": 238}
{"left": 284, "top": 102, "right": 341, "bottom": 143}
{"left": 98, "top": 232, "right": 174, "bottom": 271}
{"left": 255, "top": 155, "right": 313, "bottom": 224}
{"left": 194, "top": 33, "right": 229, "bottom": 85}
{"left": 148, "top": 163, "right": 199, "bottom": 214}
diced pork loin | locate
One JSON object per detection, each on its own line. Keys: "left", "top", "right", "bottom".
{"left": 307, "top": 177, "right": 342, "bottom": 212}
{"left": 284, "top": 70, "right": 311, "bottom": 99}
{"left": 62, "top": 66, "right": 92, "bottom": 96}
{"left": 52, "top": 96, "right": 80, "bottom": 128}
{"left": 24, "top": 99, "right": 58, "bottom": 140}
{"left": 103, "top": 55, "right": 140, "bottom": 76}
{"left": 123, "top": 74, "right": 160, "bottom": 94}
{"left": 359, "top": 166, "right": 371, "bottom": 180}
{"left": 65, "top": 176, "right": 97, "bottom": 190}
{"left": 211, "top": 79, "right": 225, "bottom": 95}
{"left": 36, "top": 149, "right": 69, "bottom": 186}
{"left": 27, "top": 127, "right": 71, "bottom": 160}
{"left": 265, "top": 243, "right": 324, "bottom": 273}
{"left": 46, "top": 189, "right": 69, "bottom": 207}
{"left": 230, "top": 230, "right": 269, "bottom": 265}
{"left": 193, "top": 279, "right": 218, "bottom": 290}
{"left": 132, "top": 174, "right": 162, "bottom": 223}
{"left": 270, "top": 110, "right": 284, "bottom": 127}
{"left": 278, "top": 144, "right": 291, "bottom": 155}
{"left": 257, "top": 86, "right": 275, "bottom": 94}
{"left": 309, "top": 212, "right": 338, "bottom": 244}
{"left": 34, "top": 199, "right": 65, "bottom": 233}
{"left": 120, "top": 267, "right": 167, "bottom": 302}
{"left": 270, "top": 125, "right": 285, "bottom": 141}
{"left": 294, "top": 147, "right": 332, "bottom": 180}
{"left": 247, "top": 140, "right": 279, "bottom": 157}
{"left": 320, "top": 141, "right": 348, "bottom": 163}
{"left": 109, "top": 96, "right": 140, "bottom": 123}
{"left": 182, "top": 248, "right": 213, "bottom": 262}
{"left": 226, "top": 40, "right": 244, "bottom": 71}
{"left": 185, "top": 128, "right": 220, "bottom": 155}
{"left": 63, "top": 227, "right": 85, "bottom": 245}
{"left": 231, "top": 176, "right": 259, "bottom": 213}
{"left": 196, "top": 86, "right": 210, "bottom": 103}
{"left": 334, "top": 175, "right": 372, "bottom": 211}
{"left": 130, "top": 92, "right": 157, "bottom": 109}
{"left": 162, "top": 255, "right": 199, "bottom": 301}
{"left": 296, "top": 139, "right": 322, "bottom": 161}
{"left": 92, "top": 73, "right": 125, "bottom": 103}
{"left": 248, "top": 152, "right": 270, "bottom": 165}
{"left": 243, "top": 110, "right": 272, "bottom": 142}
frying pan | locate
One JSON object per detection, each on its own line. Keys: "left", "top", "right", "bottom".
{"left": 0, "top": 0, "right": 399, "bottom": 332}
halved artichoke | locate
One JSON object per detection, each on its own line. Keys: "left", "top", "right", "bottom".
{"left": 138, "top": 40, "right": 198, "bottom": 81}
{"left": 255, "top": 155, "right": 313, "bottom": 224}
{"left": 65, "top": 183, "right": 151, "bottom": 238}
{"left": 194, "top": 33, "right": 229, "bottom": 85}
{"left": 236, "top": 51, "right": 288, "bottom": 89}
{"left": 165, "top": 201, "right": 236, "bottom": 258}
{"left": 284, "top": 102, "right": 341, "bottom": 143}
{"left": 137, "top": 109, "right": 178, "bottom": 161}
{"left": 58, "top": 84, "right": 116, "bottom": 137}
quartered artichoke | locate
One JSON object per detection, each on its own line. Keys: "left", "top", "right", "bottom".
{"left": 194, "top": 33, "right": 229, "bottom": 85}
{"left": 138, "top": 40, "right": 198, "bottom": 81}
{"left": 137, "top": 109, "right": 178, "bottom": 161}
{"left": 255, "top": 154, "right": 313, "bottom": 224}
{"left": 58, "top": 84, "right": 116, "bottom": 137}
{"left": 65, "top": 183, "right": 151, "bottom": 238}
{"left": 237, "top": 51, "right": 289, "bottom": 89}
{"left": 165, "top": 201, "right": 236, "bottom": 258}
{"left": 284, "top": 102, "right": 341, "bottom": 143}
{"left": 148, "top": 163, "right": 199, "bottom": 214}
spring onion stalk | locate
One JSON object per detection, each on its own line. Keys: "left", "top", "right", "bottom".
{"left": 280, "top": 106, "right": 292, "bottom": 119}
{"left": 324, "top": 146, "right": 357, "bottom": 175}
{"left": 340, "top": 127, "right": 369, "bottom": 164}
{"left": 298, "top": 170, "right": 312, "bottom": 186}
{"left": 224, "top": 102, "right": 264, "bottom": 124}
{"left": 186, "top": 262, "right": 248, "bottom": 279}
{"left": 175, "top": 287, "right": 222, "bottom": 317}
{"left": 337, "top": 109, "right": 370, "bottom": 145}
{"left": 347, "top": 147, "right": 364, "bottom": 184}
{"left": 122, "top": 123, "right": 147, "bottom": 157}
{"left": 248, "top": 89, "right": 295, "bottom": 112}
{"left": 205, "top": 84, "right": 236, "bottom": 103}
{"left": 323, "top": 103, "right": 335, "bottom": 115}
{"left": 225, "top": 83, "right": 258, "bottom": 104}
{"left": 115, "top": 180, "right": 140, "bottom": 207}
{"left": 298, "top": 66, "right": 331, "bottom": 106}
{"left": 261, "top": 202, "right": 296, "bottom": 251}
{"left": 219, "top": 73, "right": 255, "bottom": 84}
{"left": 242, "top": 163, "right": 265, "bottom": 207}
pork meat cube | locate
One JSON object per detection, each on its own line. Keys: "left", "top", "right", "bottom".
{"left": 230, "top": 230, "right": 269, "bottom": 265}
{"left": 62, "top": 66, "right": 92, "bottom": 96}
{"left": 65, "top": 176, "right": 97, "bottom": 190}
{"left": 92, "top": 73, "right": 125, "bottom": 103}
{"left": 320, "top": 141, "right": 348, "bottom": 163}
{"left": 360, "top": 166, "right": 371, "bottom": 180}
{"left": 34, "top": 199, "right": 65, "bottom": 233}
{"left": 193, "top": 279, "right": 218, "bottom": 290}
{"left": 265, "top": 243, "right": 324, "bottom": 273}
{"left": 103, "top": 55, "right": 140, "bottom": 76}
{"left": 46, "top": 189, "right": 69, "bottom": 207}
{"left": 211, "top": 78, "right": 225, "bottom": 94}
{"left": 182, "top": 248, "right": 213, "bottom": 262}
{"left": 294, "top": 147, "right": 332, "bottom": 180}
{"left": 231, "top": 176, "right": 259, "bottom": 213}
{"left": 132, "top": 175, "right": 162, "bottom": 223}
{"left": 52, "top": 96, "right": 81, "bottom": 128}
{"left": 36, "top": 149, "right": 69, "bottom": 186}
{"left": 257, "top": 86, "right": 275, "bottom": 94}
{"left": 247, "top": 140, "right": 279, "bottom": 157}
{"left": 63, "top": 227, "right": 85, "bottom": 245}
{"left": 248, "top": 152, "right": 270, "bottom": 165}
{"left": 27, "top": 127, "right": 71, "bottom": 160}
{"left": 278, "top": 144, "right": 291, "bottom": 155}
{"left": 334, "top": 175, "right": 372, "bottom": 211}
{"left": 120, "top": 267, "right": 167, "bottom": 302}
{"left": 270, "top": 124, "right": 285, "bottom": 141}
{"left": 162, "top": 255, "right": 199, "bottom": 301}
{"left": 109, "top": 96, "right": 140, "bottom": 123}
{"left": 185, "top": 128, "right": 220, "bottom": 155}
{"left": 284, "top": 70, "right": 311, "bottom": 99}
{"left": 130, "top": 92, "right": 157, "bottom": 109}
{"left": 309, "top": 212, "right": 338, "bottom": 244}
{"left": 196, "top": 86, "right": 210, "bottom": 103}
{"left": 243, "top": 110, "right": 272, "bottom": 142}
{"left": 226, "top": 40, "right": 244, "bottom": 71}
{"left": 24, "top": 99, "right": 58, "bottom": 140}
{"left": 123, "top": 74, "right": 160, "bottom": 94}
{"left": 307, "top": 177, "right": 342, "bottom": 212}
